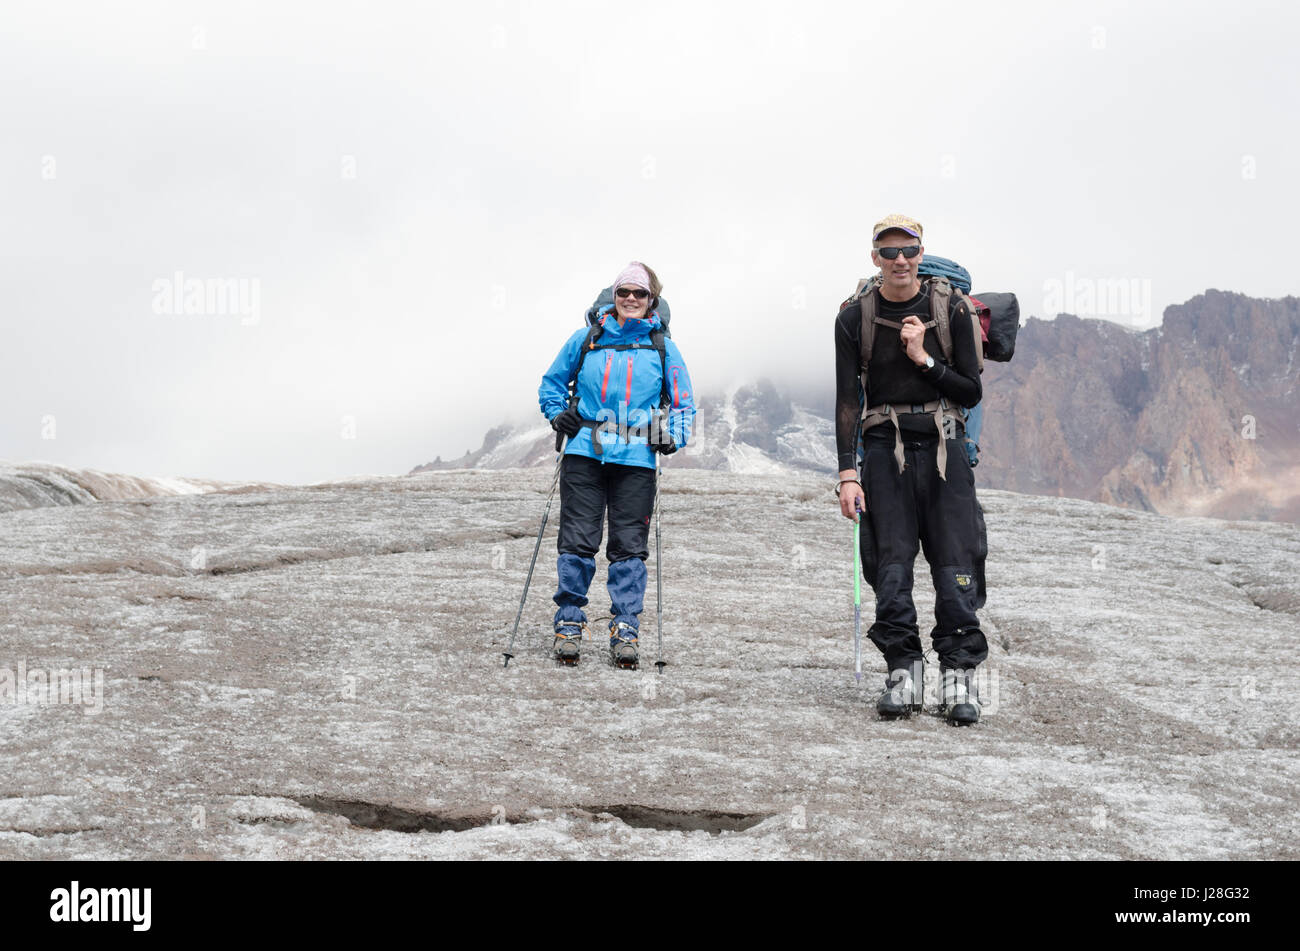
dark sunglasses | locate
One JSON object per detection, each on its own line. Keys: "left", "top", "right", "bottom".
{"left": 877, "top": 245, "right": 922, "bottom": 260}
{"left": 615, "top": 287, "right": 650, "bottom": 300}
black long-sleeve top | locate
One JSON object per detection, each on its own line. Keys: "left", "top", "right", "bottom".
{"left": 834, "top": 284, "right": 982, "bottom": 472}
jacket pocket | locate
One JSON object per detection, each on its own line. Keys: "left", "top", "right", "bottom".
{"left": 600, "top": 352, "right": 613, "bottom": 403}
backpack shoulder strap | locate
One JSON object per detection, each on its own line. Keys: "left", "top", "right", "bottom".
{"left": 962, "top": 293, "right": 985, "bottom": 372}
{"left": 650, "top": 327, "right": 670, "bottom": 408}
{"left": 566, "top": 323, "right": 604, "bottom": 405}
{"left": 570, "top": 319, "right": 673, "bottom": 408}
{"left": 856, "top": 284, "right": 880, "bottom": 415}
{"left": 858, "top": 281, "right": 880, "bottom": 367}
{"left": 928, "top": 277, "right": 956, "bottom": 364}
{"left": 930, "top": 280, "right": 985, "bottom": 373}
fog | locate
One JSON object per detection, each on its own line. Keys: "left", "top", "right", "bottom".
{"left": 3, "top": 0, "right": 1295, "bottom": 482}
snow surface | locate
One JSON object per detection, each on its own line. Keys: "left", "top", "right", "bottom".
{"left": 0, "top": 467, "right": 1296, "bottom": 859}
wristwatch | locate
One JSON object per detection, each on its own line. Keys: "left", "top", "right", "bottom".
{"left": 923, "top": 355, "right": 935, "bottom": 370}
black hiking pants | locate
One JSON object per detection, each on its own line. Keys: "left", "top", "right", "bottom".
{"left": 557, "top": 455, "right": 655, "bottom": 562}
{"left": 858, "top": 432, "right": 988, "bottom": 673}
{"left": 553, "top": 455, "right": 656, "bottom": 632}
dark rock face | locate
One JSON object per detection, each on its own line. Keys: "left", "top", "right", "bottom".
{"left": 979, "top": 291, "right": 1300, "bottom": 520}
{"left": 980, "top": 314, "right": 1152, "bottom": 500}
{"left": 732, "top": 380, "right": 793, "bottom": 454}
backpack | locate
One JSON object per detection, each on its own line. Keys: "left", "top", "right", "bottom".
{"left": 842, "top": 258, "right": 981, "bottom": 477}
{"left": 842, "top": 255, "right": 1019, "bottom": 470}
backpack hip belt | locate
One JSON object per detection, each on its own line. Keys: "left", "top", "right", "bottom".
{"left": 574, "top": 416, "right": 632, "bottom": 456}
{"left": 862, "top": 399, "right": 963, "bottom": 478}
{"left": 577, "top": 417, "right": 609, "bottom": 456}
{"left": 575, "top": 412, "right": 669, "bottom": 456}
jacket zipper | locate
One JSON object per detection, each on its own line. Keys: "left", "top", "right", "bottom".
{"left": 600, "top": 352, "right": 613, "bottom": 402}
{"left": 625, "top": 355, "right": 633, "bottom": 406}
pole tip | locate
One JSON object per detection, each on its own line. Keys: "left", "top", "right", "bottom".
{"left": 655, "top": 660, "right": 667, "bottom": 674}
{"left": 502, "top": 653, "right": 513, "bottom": 668}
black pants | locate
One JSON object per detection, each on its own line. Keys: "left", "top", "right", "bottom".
{"left": 557, "top": 455, "right": 655, "bottom": 561}
{"left": 553, "top": 455, "right": 656, "bottom": 632}
{"left": 859, "top": 434, "right": 988, "bottom": 672}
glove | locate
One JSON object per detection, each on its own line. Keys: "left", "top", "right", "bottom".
{"left": 550, "top": 407, "right": 581, "bottom": 438}
{"left": 653, "top": 432, "right": 678, "bottom": 455}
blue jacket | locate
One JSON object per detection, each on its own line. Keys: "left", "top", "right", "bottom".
{"left": 538, "top": 307, "right": 696, "bottom": 469}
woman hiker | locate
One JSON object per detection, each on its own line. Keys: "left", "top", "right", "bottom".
{"left": 537, "top": 262, "right": 696, "bottom": 668}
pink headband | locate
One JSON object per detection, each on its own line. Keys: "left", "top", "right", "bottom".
{"left": 613, "top": 262, "right": 652, "bottom": 294}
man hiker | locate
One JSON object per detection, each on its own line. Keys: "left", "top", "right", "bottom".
{"left": 833, "top": 214, "right": 989, "bottom": 725}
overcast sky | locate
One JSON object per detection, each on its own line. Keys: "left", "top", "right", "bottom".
{"left": 3, "top": 0, "right": 1296, "bottom": 483}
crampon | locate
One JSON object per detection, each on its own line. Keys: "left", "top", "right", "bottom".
{"left": 553, "top": 622, "right": 585, "bottom": 666}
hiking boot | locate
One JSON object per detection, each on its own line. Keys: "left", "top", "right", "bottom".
{"left": 553, "top": 622, "right": 585, "bottom": 665}
{"left": 876, "top": 665, "right": 923, "bottom": 719}
{"left": 609, "top": 622, "right": 639, "bottom": 670}
{"left": 940, "top": 668, "right": 980, "bottom": 726}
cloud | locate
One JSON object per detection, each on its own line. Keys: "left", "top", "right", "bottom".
{"left": 3, "top": 0, "right": 1297, "bottom": 481}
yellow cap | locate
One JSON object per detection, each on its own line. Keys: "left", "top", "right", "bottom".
{"left": 872, "top": 214, "right": 923, "bottom": 242}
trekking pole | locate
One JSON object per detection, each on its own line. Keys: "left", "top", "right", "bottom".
{"left": 853, "top": 503, "right": 863, "bottom": 684}
{"left": 653, "top": 451, "right": 666, "bottom": 674}
{"left": 502, "top": 441, "right": 565, "bottom": 668}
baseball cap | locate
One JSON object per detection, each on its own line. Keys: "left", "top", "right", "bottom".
{"left": 872, "top": 214, "right": 923, "bottom": 242}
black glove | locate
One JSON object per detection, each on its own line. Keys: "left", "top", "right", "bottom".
{"left": 653, "top": 432, "right": 678, "bottom": 455}
{"left": 550, "top": 406, "right": 582, "bottom": 438}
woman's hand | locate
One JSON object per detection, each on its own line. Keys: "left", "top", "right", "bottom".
{"left": 550, "top": 407, "right": 582, "bottom": 437}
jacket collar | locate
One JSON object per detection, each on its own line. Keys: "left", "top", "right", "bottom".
{"left": 598, "top": 305, "right": 660, "bottom": 339}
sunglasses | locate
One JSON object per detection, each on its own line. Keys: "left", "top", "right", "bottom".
{"left": 615, "top": 287, "right": 650, "bottom": 300}
{"left": 876, "top": 245, "right": 922, "bottom": 260}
